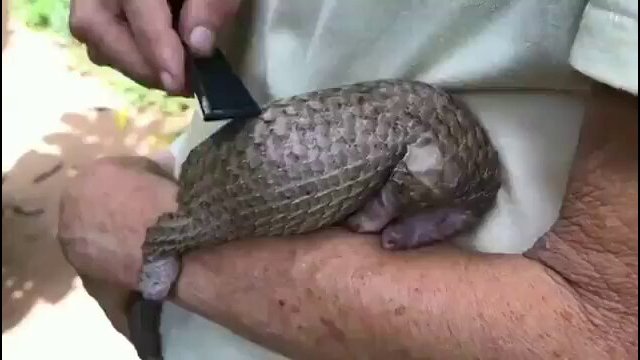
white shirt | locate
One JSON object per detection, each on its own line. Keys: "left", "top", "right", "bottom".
{"left": 162, "top": 1, "right": 638, "bottom": 358}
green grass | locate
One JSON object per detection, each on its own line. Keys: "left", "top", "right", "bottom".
{"left": 11, "top": 0, "right": 71, "bottom": 36}
{"left": 11, "top": 0, "right": 194, "bottom": 119}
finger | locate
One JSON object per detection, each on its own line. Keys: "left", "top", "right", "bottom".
{"left": 123, "top": 0, "right": 186, "bottom": 94}
{"left": 70, "top": 0, "right": 161, "bottom": 88}
{"left": 179, "top": 0, "right": 241, "bottom": 56}
{"left": 85, "top": 44, "right": 161, "bottom": 88}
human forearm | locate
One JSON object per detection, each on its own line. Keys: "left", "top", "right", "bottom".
{"left": 171, "top": 230, "right": 603, "bottom": 359}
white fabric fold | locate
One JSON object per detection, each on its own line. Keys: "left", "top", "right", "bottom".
{"left": 570, "top": 0, "right": 638, "bottom": 95}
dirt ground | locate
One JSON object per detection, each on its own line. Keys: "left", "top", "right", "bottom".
{"left": 2, "top": 15, "right": 175, "bottom": 360}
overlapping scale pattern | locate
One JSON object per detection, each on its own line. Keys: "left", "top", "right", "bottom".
{"left": 143, "top": 80, "right": 501, "bottom": 257}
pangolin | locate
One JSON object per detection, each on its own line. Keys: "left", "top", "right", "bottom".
{"left": 132, "top": 79, "right": 502, "bottom": 358}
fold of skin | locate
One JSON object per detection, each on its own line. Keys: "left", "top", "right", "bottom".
{"left": 58, "top": 84, "right": 637, "bottom": 359}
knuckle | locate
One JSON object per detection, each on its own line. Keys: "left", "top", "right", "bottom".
{"left": 57, "top": 198, "right": 90, "bottom": 266}
{"left": 68, "top": 9, "right": 93, "bottom": 41}
{"left": 86, "top": 48, "right": 105, "bottom": 66}
{"left": 57, "top": 233, "right": 86, "bottom": 267}
{"left": 215, "top": 0, "right": 240, "bottom": 18}
{"left": 182, "top": 0, "right": 239, "bottom": 29}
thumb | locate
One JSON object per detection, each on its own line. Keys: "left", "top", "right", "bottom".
{"left": 178, "top": 0, "right": 241, "bottom": 57}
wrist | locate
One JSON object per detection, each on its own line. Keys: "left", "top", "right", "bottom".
{"left": 171, "top": 230, "right": 609, "bottom": 359}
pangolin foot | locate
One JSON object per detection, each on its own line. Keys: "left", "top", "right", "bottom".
{"left": 346, "top": 183, "right": 400, "bottom": 233}
{"left": 139, "top": 256, "right": 181, "bottom": 301}
{"left": 381, "top": 208, "right": 474, "bottom": 251}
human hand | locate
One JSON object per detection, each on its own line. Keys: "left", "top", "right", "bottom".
{"left": 57, "top": 155, "right": 178, "bottom": 338}
{"left": 69, "top": 0, "right": 241, "bottom": 95}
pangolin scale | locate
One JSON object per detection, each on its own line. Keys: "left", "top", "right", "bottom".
{"left": 139, "top": 79, "right": 502, "bottom": 297}
{"left": 130, "top": 79, "right": 503, "bottom": 360}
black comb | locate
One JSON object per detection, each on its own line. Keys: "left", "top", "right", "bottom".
{"left": 168, "top": 0, "right": 262, "bottom": 121}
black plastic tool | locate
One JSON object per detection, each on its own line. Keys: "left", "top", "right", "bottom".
{"left": 128, "top": 3, "right": 263, "bottom": 360}
{"left": 187, "top": 49, "right": 263, "bottom": 121}
{"left": 168, "top": 0, "right": 262, "bottom": 121}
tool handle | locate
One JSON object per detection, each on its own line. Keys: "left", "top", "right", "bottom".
{"left": 167, "top": 0, "right": 262, "bottom": 121}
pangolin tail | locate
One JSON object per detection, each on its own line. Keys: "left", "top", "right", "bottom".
{"left": 142, "top": 211, "right": 208, "bottom": 258}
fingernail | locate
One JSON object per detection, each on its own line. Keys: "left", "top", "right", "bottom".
{"left": 188, "top": 26, "right": 215, "bottom": 56}
{"left": 160, "top": 71, "right": 178, "bottom": 92}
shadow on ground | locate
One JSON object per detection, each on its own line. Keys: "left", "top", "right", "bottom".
{"left": 2, "top": 109, "right": 167, "bottom": 332}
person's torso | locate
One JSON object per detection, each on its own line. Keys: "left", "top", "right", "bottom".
{"left": 219, "top": 0, "right": 591, "bottom": 102}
